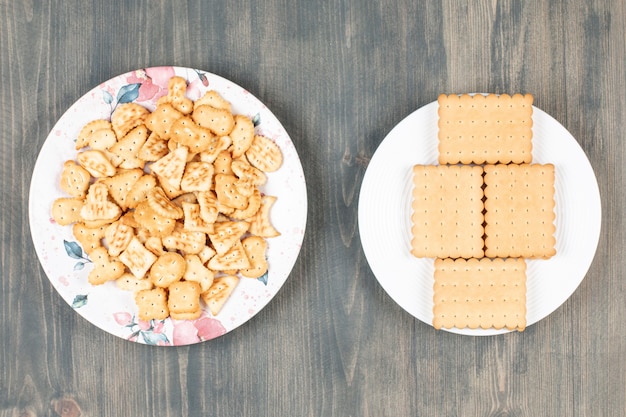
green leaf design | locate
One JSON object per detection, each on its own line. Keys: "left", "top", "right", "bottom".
{"left": 116, "top": 83, "right": 141, "bottom": 104}
{"left": 141, "top": 331, "right": 169, "bottom": 345}
{"left": 257, "top": 271, "right": 269, "bottom": 285}
{"left": 73, "top": 262, "right": 85, "bottom": 271}
{"left": 63, "top": 240, "right": 84, "bottom": 260}
{"left": 252, "top": 113, "right": 261, "bottom": 127}
{"left": 72, "top": 294, "right": 88, "bottom": 308}
{"left": 102, "top": 90, "right": 113, "bottom": 104}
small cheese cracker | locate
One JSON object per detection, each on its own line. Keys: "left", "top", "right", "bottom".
{"left": 192, "top": 104, "right": 235, "bottom": 136}
{"left": 437, "top": 93, "right": 533, "bottom": 164}
{"left": 183, "top": 254, "right": 215, "bottom": 292}
{"left": 72, "top": 222, "right": 106, "bottom": 254}
{"left": 245, "top": 135, "right": 283, "bottom": 172}
{"left": 88, "top": 247, "right": 125, "bottom": 286}
{"left": 229, "top": 115, "right": 255, "bottom": 158}
{"left": 247, "top": 195, "right": 280, "bottom": 238}
{"left": 138, "top": 132, "right": 169, "bottom": 161}
{"left": 201, "top": 275, "right": 239, "bottom": 316}
{"left": 410, "top": 165, "right": 484, "bottom": 259}
{"left": 181, "top": 161, "right": 214, "bottom": 192}
{"left": 149, "top": 252, "right": 186, "bottom": 288}
{"left": 104, "top": 220, "right": 135, "bottom": 257}
{"left": 483, "top": 163, "right": 556, "bottom": 258}
{"left": 207, "top": 240, "right": 250, "bottom": 271}
{"left": 433, "top": 258, "right": 527, "bottom": 331}
{"left": 59, "top": 160, "right": 91, "bottom": 198}
{"left": 194, "top": 90, "right": 232, "bottom": 112}
{"left": 116, "top": 273, "right": 153, "bottom": 293}
{"left": 150, "top": 146, "right": 188, "bottom": 192}
{"left": 77, "top": 150, "right": 116, "bottom": 178}
{"left": 51, "top": 197, "right": 85, "bottom": 226}
{"left": 168, "top": 281, "right": 202, "bottom": 316}
{"left": 145, "top": 103, "right": 184, "bottom": 140}
{"left": 75, "top": 119, "right": 112, "bottom": 150}
{"left": 100, "top": 168, "right": 144, "bottom": 210}
{"left": 241, "top": 236, "right": 268, "bottom": 278}
{"left": 119, "top": 236, "right": 158, "bottom": 279}
{"left": 208, "top": 220, "right": 250, "bottom": 256}
{"left": 156, "top": 76, "right": 193, "bottom": 115}
{"left": 133, "top": 201, "right": 176, "bottom": 238}
{"left": 111, "top": 102, "right": 150, "bottom": 139}
{"left": 135, "top": 288, "right": 169, "bottom": 321}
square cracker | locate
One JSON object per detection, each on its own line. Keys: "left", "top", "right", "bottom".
{"left": 483, "top": 163, "right": 556, "bottom": 258}
{"left": 411, "top": 165, "right": 484, "bottom": 259}
{"left": 433, "top": 258, "right": 527, "bottom": 331}
{"left": 437, "top": 93, "right": 533, "bottom": 164}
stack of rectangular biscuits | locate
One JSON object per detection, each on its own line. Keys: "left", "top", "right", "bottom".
{"left": 411, "top": 93, "right": 556, "bottom": 332}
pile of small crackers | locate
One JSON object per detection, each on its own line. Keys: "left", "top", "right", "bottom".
{"left": 411, "top": 93, "right": 556, "bottom": 332}
{"left": 51, "top": 76, "right": 282, "bottom": 322}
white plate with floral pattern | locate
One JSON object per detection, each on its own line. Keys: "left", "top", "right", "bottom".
{"left": 358, "top": 99, "right": 601, "bottom": 335}
{"left": 29, "top": 67, "right": 307, "bottom": 345}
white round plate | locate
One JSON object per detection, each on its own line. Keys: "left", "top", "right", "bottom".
{"left": 29, "top": 67, "right": 307, "bottom": 345}
{"left": 358, "top": 99, "right": 601, "bottom": 336}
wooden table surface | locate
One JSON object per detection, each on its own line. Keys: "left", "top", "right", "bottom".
{"left": 1, "top": 1, "right": 624, "bottom": 416}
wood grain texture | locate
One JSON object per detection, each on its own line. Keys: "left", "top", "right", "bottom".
{"left": 1, "top": 0, "right": 624, "bottom": 416}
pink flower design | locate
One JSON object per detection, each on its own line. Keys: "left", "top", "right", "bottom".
{"left": 195, "top": 316, "right": 227, "bottom": 341}
{"left": 172, "top": 320, "right": 199, "bottom": 345}
{"left": 113, "top": 311, "right": 133, "bottom": 326}
{"left": 125, "top": 67, "right": 175, "bottom": 103}
{"left": 137, "top": 320, "right": 152, "bottom": 331}
{"left": 171, "top": 312, "right": 227, "bottom": 345}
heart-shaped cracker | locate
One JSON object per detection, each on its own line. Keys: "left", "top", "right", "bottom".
{"left": 88, "top": 247, "right": 125, "bottom": 285}
{"left": 72, "top": 222, "right": 106, "bottom": 254}
{"left": 80, "top": 183, "right": 121, "bottom": 223}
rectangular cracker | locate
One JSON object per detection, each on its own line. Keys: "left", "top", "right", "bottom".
{"left": 437, "top": 93, "right": 533, "bottom": 164}
{"left": 433, "top": 258, "right": 527, "bottom": 331}
{"left": 483, "top": 163, "right": 556, "bottom": 258}
{"left": 411, "top": 165, "right": 484, "bottom": 259}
